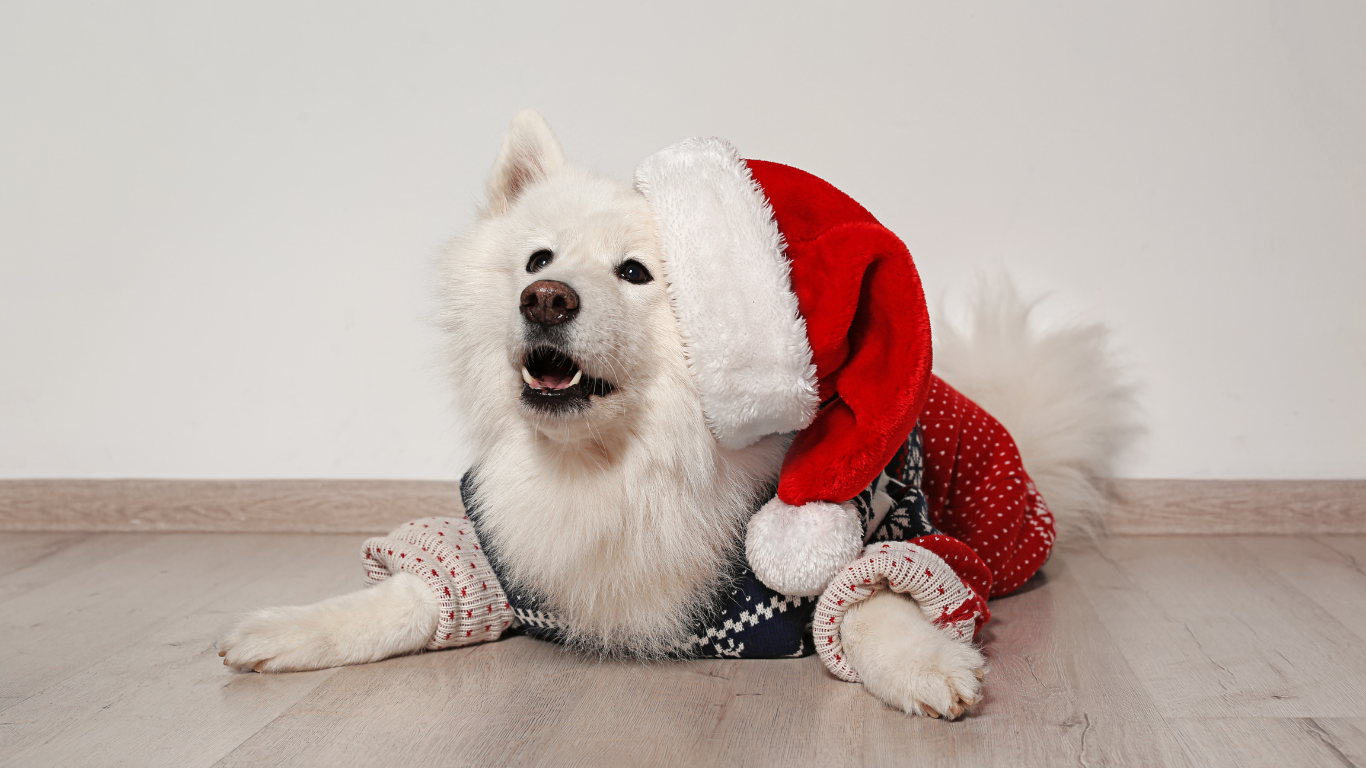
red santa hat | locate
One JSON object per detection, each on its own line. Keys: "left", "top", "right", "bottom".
{"left": 633, "top": 138, "right": 934, "bottom": 597}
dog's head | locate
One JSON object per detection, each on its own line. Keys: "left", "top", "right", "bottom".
{"left": 440, "top": 111, "right": 691, "bottom": 449}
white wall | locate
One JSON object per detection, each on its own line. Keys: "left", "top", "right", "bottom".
{"left": 2, "top": 1, "right": 1363, "bottom": 480}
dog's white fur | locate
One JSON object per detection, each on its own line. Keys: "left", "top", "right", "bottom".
{"left": 441, "top": 113, "right": 792, "bottom": 657}
{"left": 219, "top": 572, "right": 438, "bottom": 672}
{"left": 220, "top": 111, "right": 1132, "bottom": 719}
{"left": 933, "top": 279, "right": 1140, "bottom": 542}
{"left": 840, "top": 590, "right": 986, "bottom": 718}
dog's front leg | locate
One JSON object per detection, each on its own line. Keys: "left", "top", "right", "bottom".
{"left": 218, "top": 572, "right": 438, "bottom": 673}
{"left": 840, "top": 589, "right": 986, "bottom": 719}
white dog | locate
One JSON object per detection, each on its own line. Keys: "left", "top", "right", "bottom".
{"left": 220, "top": 111, "right": 1134, "bottom": 720}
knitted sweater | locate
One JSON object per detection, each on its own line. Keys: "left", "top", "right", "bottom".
{"left": 361, "top": 375, "right": 1056, "bottom": 680}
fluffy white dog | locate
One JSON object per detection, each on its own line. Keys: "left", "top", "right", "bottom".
{"left": 219, "top": 111, "right": 1134, "bottom": 720}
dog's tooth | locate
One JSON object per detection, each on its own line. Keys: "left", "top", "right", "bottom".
{"left": 522, "top": 366, "right": 538, "bottom": 389}
{"left": 570, "top": 369, "right": 582, "bottom": 387}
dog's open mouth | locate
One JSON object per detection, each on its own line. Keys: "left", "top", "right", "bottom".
{"left": 520, "top": 347, "right": 616, "bottom": 412}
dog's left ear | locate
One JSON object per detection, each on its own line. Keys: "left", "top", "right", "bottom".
{"left": 482, "top": 109, "right": 566, "bottom": 218}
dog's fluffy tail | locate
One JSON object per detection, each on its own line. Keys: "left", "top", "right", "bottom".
{"left": 932, "top": 279, "right": 1140, "bottom": 542}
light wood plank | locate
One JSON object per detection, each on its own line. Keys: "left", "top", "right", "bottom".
{"left": 1108, "top": 479, "right": 1366, "bottom": 535}
{"left": 504, "top": 652, "right": 868, "bottom": 768}
{"left": 211, "top": 638, "right": 593, "bottom": 768}
{"left": 1321, "top": 535, "right": 1366, "bottom": 563}
{"left": 0, "top": 533, "right": 87, "bottom": 578}
{"left": 0, "top": 479, "right": 460, "bottom": 533}
{"left": 0, "top": 534, "right": 362, "bottom": 768}
{"left": 4, "top": 479, "right": 1363, "bottom": 535}
{"left": 0, "top": 533, "right": 162, "bottom": 606}
{"left": 210, "top": 636, "right": 816, "bottom": 768}
{"left": 1238, "top": 535, "right": 1366, "bottom": 645}
{"left": 1169, "top": 718, "right": 1366, "bottom": 768}
{"left": 0, "top": 533, "right": 354, "bottom": 702}
{"left": 1069, "top": 536, "right": 1366, "bottom": 718}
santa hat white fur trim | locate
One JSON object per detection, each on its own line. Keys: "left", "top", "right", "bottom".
{"left": 745, "top": 498, "right": 865, "bottom": 596}
{"left": 633, "top": 138, "right": 819, "bottom": 450}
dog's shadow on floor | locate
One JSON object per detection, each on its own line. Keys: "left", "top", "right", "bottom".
{"left": 975, "top": 568, "right": 1051, "bottom": 651}
{"left": 1008, "top": 569, "right": 1050, "bottom": 597}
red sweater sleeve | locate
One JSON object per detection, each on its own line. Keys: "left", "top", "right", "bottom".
{"left": 917, "top": 375, "right": 1057, "bottom": 597}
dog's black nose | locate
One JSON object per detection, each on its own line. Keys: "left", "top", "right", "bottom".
{"left": 520, "top": 280, "right": 580, "bottom": 327}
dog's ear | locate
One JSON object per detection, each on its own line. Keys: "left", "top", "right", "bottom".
{"left": 482, "top": 109, "right": 565, "bottom": 218}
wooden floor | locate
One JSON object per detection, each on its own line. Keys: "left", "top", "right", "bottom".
{"left": 2, "top": 533, "right": 1365, "bottom": 767}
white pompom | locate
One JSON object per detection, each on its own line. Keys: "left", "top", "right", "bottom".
{"left": 745, "top": 497, "right": 864, "bottom": 596}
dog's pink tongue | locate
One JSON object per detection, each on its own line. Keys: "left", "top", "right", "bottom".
{"left": 536, "top": 372, "right": 575, "bottom": 390}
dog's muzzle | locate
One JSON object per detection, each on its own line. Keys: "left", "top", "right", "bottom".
{"left": 519, "top": 347, "right": 616, "bottom": 414}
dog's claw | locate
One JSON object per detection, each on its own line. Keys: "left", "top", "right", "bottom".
{"left": 923, "top": 705, "right": 940, "bottom": 718}
{"left": 974, "top": 668, "right": 986, "bottom": 681}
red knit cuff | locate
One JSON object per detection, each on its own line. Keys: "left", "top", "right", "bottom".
{"left": 814, "top": 541, "right": 988, "bottom": 683}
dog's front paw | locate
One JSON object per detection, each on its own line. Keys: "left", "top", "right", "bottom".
{"left": 840, "top": 589, "right": 987, "bottom": 719}
{"left": 218, "top": 572, "right": 440, "bottom": 673}
{"left": 218, "top": 604, "right": 342, "bottom": 673}
{"left": 861, "top": 632, "right": 986, "bottom": 719}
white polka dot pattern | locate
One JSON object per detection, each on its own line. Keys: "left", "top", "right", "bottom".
{"left": 920, "top": 375, "right": 1057, "bottom": 597}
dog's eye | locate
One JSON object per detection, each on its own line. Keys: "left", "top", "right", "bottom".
{"left": 615, "top": 260, "right": 653, "bottom": 285}
{"left": 526, "top": 249, "right": 554, "bottom": 273}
